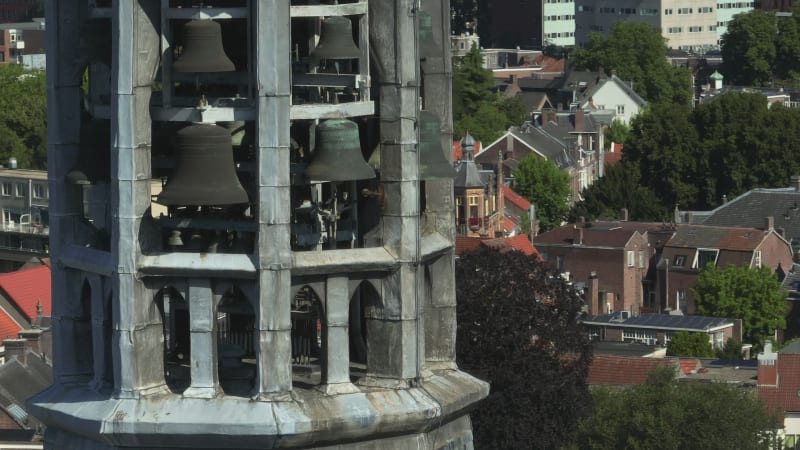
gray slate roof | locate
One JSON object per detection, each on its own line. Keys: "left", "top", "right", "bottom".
{"left": 454, "top": 159, "right": 485, "bottom": 189}
{"left": 695, "top": 187, "right": 800, "bottom": 244}
{"left": 583, "top": 313, "right": 733, "bottom": 332}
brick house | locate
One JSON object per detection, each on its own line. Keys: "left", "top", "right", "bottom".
{"left": 758, "top": 340, "right": 800, "bottom": 446}
{"left": 657, "top": 221, "right": 793, "bottom": 314}
{"left": 534, "top": 220, "right": 653, "bottom": 315}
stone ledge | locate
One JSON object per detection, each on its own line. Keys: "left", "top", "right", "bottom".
{"left": 29, "top": 369, "right": 487, "bottom": 449}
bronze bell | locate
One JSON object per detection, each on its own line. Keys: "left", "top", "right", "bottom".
{"left": 66, "top": 118, "right": 111, "bottom": 185}
{"left": 173, "top": 20, "right": 236, "bottom": 73}
{"left": 305, "top": 119, "right": 375, "bottom": 182}
{"left": 311, "top": 16, "right": 360, "bottom": 60}
{"left": 157, "top": 123, "right": 249, "bottom": 207}
{"left": 419, "top": 111, "right": 456, "bottom": 179}
{"left": 418, "top": 11, "right": 441, "bottom": 59}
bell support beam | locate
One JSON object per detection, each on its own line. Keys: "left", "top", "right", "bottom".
{"left": 420, "top": 0, "right": 458, "bottom": 369}
{"left": 254, "top": 0, "right": 293, "bottom": 397}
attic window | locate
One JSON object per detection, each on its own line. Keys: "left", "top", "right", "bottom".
{"left": 674, "top": 255, "right": 686, "bottom": 267}
{"left": 693, "top": 248, "right": 719, "bottom": 269}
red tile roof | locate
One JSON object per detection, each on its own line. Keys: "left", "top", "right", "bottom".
{"left": 501, "top": 234, "right": 540, "bottom": 257}
{"left": 534, "top": 224, "right": 641, "bottom": 248}
{"left": 0, "top": 309, "right": 21, "bottom": 341}
{"left": 452, "top": 139, "right": 481, "bottom": 162}
{"left": 588, "top": 355, "right": 678, "bottom": 385}
{"left": 0, "top": 266, "right": 51, "bottom": 321}
{"left": 502, "top": 185, "right": 532, "bottom": 211}
{"left": 455, "top": 236, "right": 484, "bottom": 256}
{"left": 759, "top": 352, "right": 800, "bottom": 413}
{"left": 604, "top": 150, "right": 622, "bottom": 167}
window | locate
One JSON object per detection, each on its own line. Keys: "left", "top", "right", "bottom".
{"left": 677, "top": 290, "right": 687, "bottom": 313}
{"left": 674, "top": 255, "right": 686, "bottom": 267}
{"left": 556, "top": 255, "right": 565, "bottom": 271}
{"left": 677, "top": 7, "right": 693, "bottom": 14}
{"left": 627, "top": 250, "right": 634, "bottom": 267}
{"left": 616, "top": 105, "right": 625, "bottom": 115}
{"left": 622, "top": 329, "right": 657, "bottom": 344}
{"left": 754, "top": 250, "right": 762, "bottom": 268}
{"left": 639, "top": 250, "right": 646, "bottom": 268}
{"left": 694, "top": 248, "right": 719, "bottom": 269}
{"left": 664, "top": 8, "right": 673, "bottom": 15}
{"left": 15, "top": 183, "right": 23, "bottom": 197}
{"left": 668, "top": 27, "right": 682, "bottom": 33}
{"left": 1, "top": 182, "right": 10, "bottom": 196}
{"left": 32, "top": 184, "right": 45, "bottom": 199}
{"left": 689, "top": 26, "right": 702, "bottom": 32}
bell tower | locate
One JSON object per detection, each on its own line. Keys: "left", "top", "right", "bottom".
{"left": 31, "top": 0, "right": 487, "bottom": 449}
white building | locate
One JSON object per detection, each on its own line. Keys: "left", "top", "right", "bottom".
{"left": 575, "top": 0, "right": 720, "bottom": 52}
{"left": 715, "top": 1, "right": 755, "bottom": 46}
{"left": 543, "top": 0, "right": 576, "bottom": 47}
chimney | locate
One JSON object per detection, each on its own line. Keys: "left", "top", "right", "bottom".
{"left": 722, "top": 194, "right": 727, "bottom": 204}
{"left": 757, "top": 340, "right": 778, "bottom": 386}
{"left": 765, "top": 216, "right": 774, "bottom": 231}
{"left": 792, "top": 175, "right": 800, "bottom": 192}
{"left": 4, "top": 338, "right": 27, "bottom": 365}
{"left": 620, "top": 208, "right": 629, "bottom": 222}
{"left": 586, "top": 272, "right": 600, "bottom": 316}
{"left": 18, "top": 329, "right": 42, "bottom": 355}
{"left": 574, "top": 109, "right": 585, "bottom": 131}
{"left": 497, "top": 151, "right": 505, "bottom": 235}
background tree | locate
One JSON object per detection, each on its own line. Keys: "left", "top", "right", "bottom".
{"left": 692, "top": 265, "right": 788, "bottom": 350}
{"left": 624, "top": 101, "right": 701, "bottom": 210}
{"left": 569, "top": 161, "right": 667, "bottom": 222}
{"left": 721, "top": 10, "right": 777, "bottom": 86}
{"left": 456, "top": 248, "right": 592, "bottom": 450}
{"left": 570, "top": 21, "right": 692, "bottom": 105}
{"left": 512, "top": 155, "right": 571, "bottom": 232}
{"left": 0, "top": 65, "right": 47, "bottom": 170}
{"left": 452, "top": 46, "right": 530, "bottom": 143}
{"left": 572, "top": 367, "right": 780, "bottom": 450}
{"left": 716, "top": 338, "right": 744, "bottom": 360}
{"left": 603, "top": 118, "right": 630, "bottom": 148}
{"left": 666, "top": 331, "right": 715, "bottom": 357}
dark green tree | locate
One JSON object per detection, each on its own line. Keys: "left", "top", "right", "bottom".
{"left": 572, "top": 367, "right": 780, "bottom": 450}
{"left": 569, "top": 161, "right": 666, "bottom": 222}
{"left": 570, "top": 21, "right": 692, "bottom": 105}
{"left": 692, "top": 265, "right": 788, "bottom": 350}
{"left": 624, "top": 101, "right": 700, "bottom": 210}
{"left": 716, "top": 338, "right": 744, "bottom": 360}
{"left": 456, "top": 248, "right": 592, "bottom": 450}
{"left": 452, "top": 46, "right": 529, "bottom": 143}
{"left": 775, "top": 6, "right": 800, "bottom": 81}
{"left": 666, "top": 331, "right": 715, "bottom": 357}
{"left": 0, "top": 65, "right": 47, "bottom": 170}
{"left": 721, "top": 10, "right": 777, "bottom": 86}
{"left": 512, "top": 155, "right": 571, "bottom": 232}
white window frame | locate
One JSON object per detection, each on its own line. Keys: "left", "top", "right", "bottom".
{"left": 32, "top": 184, "right": 45, "bottom": 199}
{"left": 1, "top": 182, "right": 11, "bottom": 196}
{"left": 627, "top": 250, "right": 635, "bottom": 267}
{"left": 638, "top": 250, "right": 646, "bottom": 268}
{"left": 753, "top": 250, "right": 762, "bottom": 268}
{"left": 693, "top": 248, "right": 719, "bottom": 269}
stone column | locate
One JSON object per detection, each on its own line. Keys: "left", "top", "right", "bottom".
{"left": 111, "top": 0, "right": 162, "bottom": 398}
{"left": 254, "top": 0, "right": 293, "bottom": 397}
{"left": 184, "top": 278, "right": 219, "bottom": 398}
{"left": 321, "top": 276, "right": 358, "bottom": 394}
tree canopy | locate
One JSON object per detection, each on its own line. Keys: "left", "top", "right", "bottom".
{"left": 571, "top": 367, "right": 780, "bottom": 450}
{"left": 0, "top": 65, "right": 47, "bottom": 170}
{"left": 692, "top": 265, "right": 788, "bottom": 349}
{"left": 456, "top": 248, "right": 592, "bottom": 450}
{"left": 452, "top": 46, "right": 529, "bottom": 143}
{"left": 512, "top": 155, "right": 571, "bottom": 232}
{"left": 666, "top": 331, "right": 715, "bottom": 358}
{"left": 569, "top": 160, "right": 667, "bottom": 222}
{"left": 570, "top": 21, "right": 692, "bottom": 105}
{"left": 721, "top": 10, "right": 778, "bottom": 87}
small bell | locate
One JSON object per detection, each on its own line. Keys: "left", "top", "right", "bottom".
{"left": 311, "top": 16, "right": 360, "bottom": 60}
{"left": 173, "top": 20, "right": 236, "bottom": 73}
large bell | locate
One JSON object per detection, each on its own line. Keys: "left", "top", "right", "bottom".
{"left": 418, "top": 11, "right": 441, "bottom": 59}
{"left": 157, "top": 124, "right": 249, "bottom": 206}
{"left": 311, "top": 16, "right": 360, "bottom": 60}
{"left": 305, "top": 119, "right": 375, "bottom": 182}
{"left": 173, "top": 20, "right": 236, "bottom": 73}
{"left": 66, "top": 119, "right": 111, "bottom": 185}
{"left": 419, "top": 111, "right": 456, "bottom": 179}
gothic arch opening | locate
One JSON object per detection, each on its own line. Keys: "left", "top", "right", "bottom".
{"left": 155, "top": 286, "right": 190, "bottom": 394}
{"left": 73, "top": 279, "right": 95, "bottom": 382}
{"left": 291, "top": 285, "right": 324, "bottom": 388}
{"left": 349, "top": 280, "right": 378, "bottom": 382}
{"left": 216, "top": 286, "right": 256, "bottom": 397}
